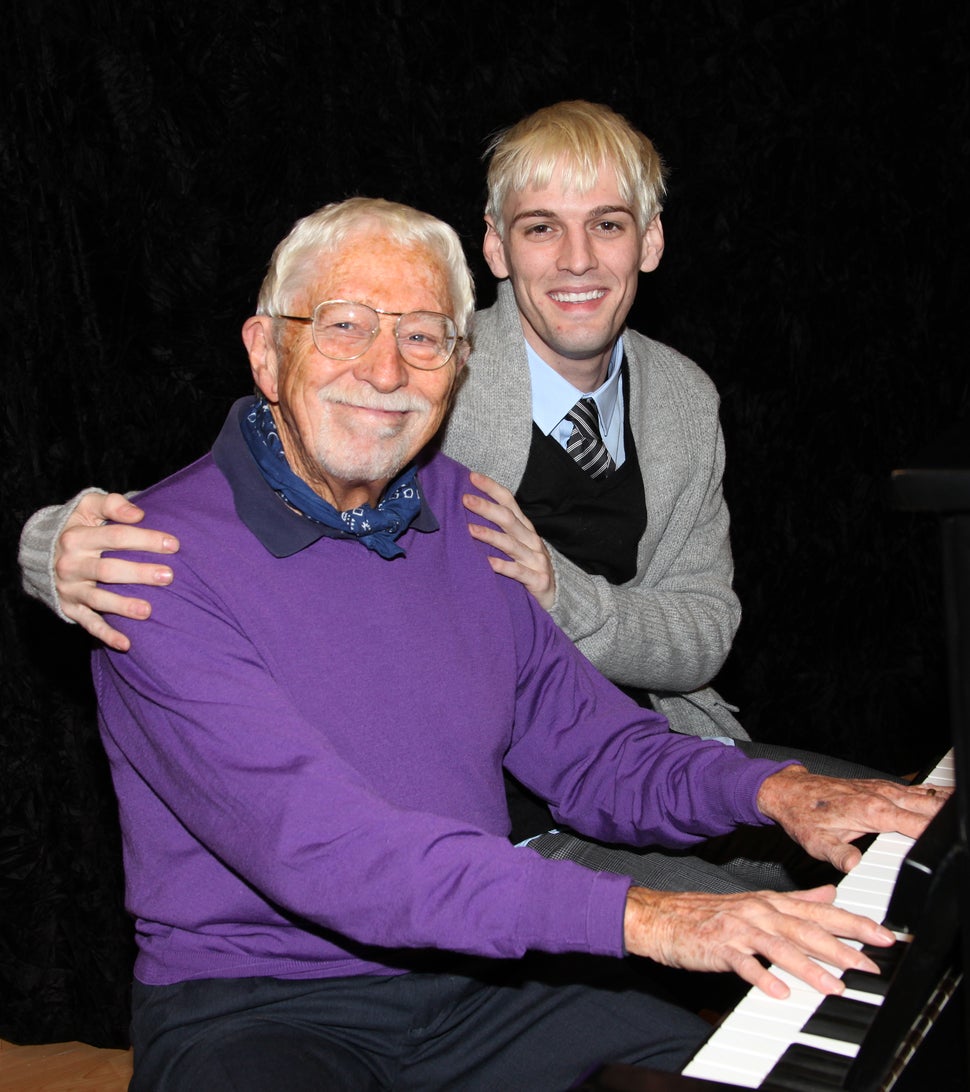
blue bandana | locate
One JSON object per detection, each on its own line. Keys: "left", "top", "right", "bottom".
{"left": 241, "top": 397, "right": 423, "bottom": 560}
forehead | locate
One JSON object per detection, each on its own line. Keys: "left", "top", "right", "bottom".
{"left": 503, "top": 163, "right": 635, "bottom": 222}
{"left": 303, "top": 231, "right": 453, "bottom": 313}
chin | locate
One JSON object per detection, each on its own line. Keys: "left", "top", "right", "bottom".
{"left": 315, "top": 445, "right": 412, "bottom": 492}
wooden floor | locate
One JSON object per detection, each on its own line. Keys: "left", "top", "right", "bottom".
{"left": 0, "top": 1039, "right": 132, "bottom": 1092}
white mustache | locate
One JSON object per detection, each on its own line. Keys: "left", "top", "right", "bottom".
{"left": 321, "top": 388, "right": 431, "bottom": 415}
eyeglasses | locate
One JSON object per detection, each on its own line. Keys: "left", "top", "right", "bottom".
{"left": 276, "top": 300, "right": 463, "bottom": 370}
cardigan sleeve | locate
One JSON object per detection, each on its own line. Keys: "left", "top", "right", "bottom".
{"left": 18, "top": 488, "right": 110, "bottom": 620}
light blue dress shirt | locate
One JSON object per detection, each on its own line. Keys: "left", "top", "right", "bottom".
{"left": 525, "top": 338, "right": 627, "bottom": 469}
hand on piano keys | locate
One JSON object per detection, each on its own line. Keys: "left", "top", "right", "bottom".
{"left": 624, "top": 881, "right": 897, "bottom": 1001}
{"left": 755, "top": 763, "right": 952, "bottom": 876}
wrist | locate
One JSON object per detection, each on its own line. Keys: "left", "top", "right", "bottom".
{"left": 623, "top": 885, "right": 660, "bottom": 958}
{"left": 756, "top": 763, "right": 808, "bottom": 822}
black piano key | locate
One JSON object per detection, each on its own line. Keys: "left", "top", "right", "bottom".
{"left": 761, "top": 1043, "right": 853, "bottom": 1091}
{"left": 840, "top": 967, "right": 892, "bottom": 997}
{"left": 858, "top": 941, "right": 908, "bottom": 977}
{"left": 801, "top": 994, "right": 879, "bottom": 1045}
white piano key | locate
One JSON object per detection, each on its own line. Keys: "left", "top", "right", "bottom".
{"left": 794, "top": 1030, "right": 859, "bottom": 1058}
{"left": 842, "top": 985, "right": 887, "bottom": 1005}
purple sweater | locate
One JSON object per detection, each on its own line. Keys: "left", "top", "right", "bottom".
{"left": 93, "top": 399, "right": 784, "bottom": 986}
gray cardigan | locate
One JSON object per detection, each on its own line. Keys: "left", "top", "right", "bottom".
{"left": 441, "top": 281, "right": 747, "bottom": 739}
{"left": 19, "top": 281, "right": 747, "bottom": 738}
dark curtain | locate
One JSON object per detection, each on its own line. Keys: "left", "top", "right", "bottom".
{"left": 3, "top": 0, "right": 968, "bottom": 1047}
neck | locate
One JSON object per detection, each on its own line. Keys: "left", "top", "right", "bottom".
{"left": 525, "top": 333, "right": 614, "bottom": 393}
{"left": 291, "top": 462, "right": 390, "bottom": 512}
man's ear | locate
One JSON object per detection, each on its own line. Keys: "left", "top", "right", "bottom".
{"left": 482, "top": 217, "right": 510, "bottom": 279}
{"left": 242, "top": 316, "right": 279, "bottom": 402}
{"left": 639, "top": 215, "right": 665, "bottom": 273}
{"left": 454, "top": 339, "right": 471, "bottom": 376}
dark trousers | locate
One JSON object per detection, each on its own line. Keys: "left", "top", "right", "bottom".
{"left": 129, "top": 957, "right": 709, "bottom": 1091}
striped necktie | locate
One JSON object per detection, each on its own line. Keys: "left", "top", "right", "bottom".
{"left": 565, "top": 398, "right": 616, "bottom": 479}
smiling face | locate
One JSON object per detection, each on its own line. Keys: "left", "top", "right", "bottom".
{"left": 243, "top": 230, "right": 465, "bottom": 511}
{"left": 483, "top": 163, "right": 664, "bottom": 390}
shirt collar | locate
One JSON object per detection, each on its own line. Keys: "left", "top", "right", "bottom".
{"left": 526, "top": 337, "right": 625, "bottom": 437}
{"left": 213, "top": 397, "right": 439, "bottom": 558}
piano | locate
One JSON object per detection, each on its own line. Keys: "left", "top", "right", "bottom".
{"left": 581, "top": 447, "right": 970, "bottom": 1091}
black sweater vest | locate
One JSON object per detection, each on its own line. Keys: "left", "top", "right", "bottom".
{"left": 506, "top": 372, "right": 648, "bottom": 841}
{"left": 515, "top": 412, "right": 646, "bottom": 585}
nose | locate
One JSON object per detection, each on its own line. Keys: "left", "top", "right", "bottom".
{"left": 353, "top": 324, "right": 409, "bottom": 391}
{"left": 557, "top": 225, "right": 597, "bottom": 275}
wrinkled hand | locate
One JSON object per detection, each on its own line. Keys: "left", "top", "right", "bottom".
{"left": 624, "top": 883, "right": 896, "bottom": 999}
{"left": 462, "top": 471, "right": 556, "bottom": 609}
{"left": 757, "top": 766, "right": 950, "bottom": 873}
{"left": 55, "top": 492, "right": 179, "bottom": 652}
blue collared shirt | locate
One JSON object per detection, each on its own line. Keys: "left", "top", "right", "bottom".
{"left": 525, "top": 337, "right": 626, "bottom": 469}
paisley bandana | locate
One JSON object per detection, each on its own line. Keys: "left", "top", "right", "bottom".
{"left": 241, "top": 397, "right": 422, "bottom": 560}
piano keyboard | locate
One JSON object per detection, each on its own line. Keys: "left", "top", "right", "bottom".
{"left": 682, "top": 749, "right": 956, "bottom": 1089}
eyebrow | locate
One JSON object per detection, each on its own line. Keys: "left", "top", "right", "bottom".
{"left": 509, "top": 204, "right": 636, "bottom": 227}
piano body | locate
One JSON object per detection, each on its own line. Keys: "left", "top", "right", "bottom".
{"left": 582, "top": 452, "right": 970, "bottom": 1091}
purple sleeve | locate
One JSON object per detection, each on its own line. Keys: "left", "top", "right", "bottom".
{"left": 502, "top": 588, "right": 788, "bottom": 848}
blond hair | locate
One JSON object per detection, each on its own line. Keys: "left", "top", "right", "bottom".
{"left": 485, "top": 101, "right": 666, "bottom": 235}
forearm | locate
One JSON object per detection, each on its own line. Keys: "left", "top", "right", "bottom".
{"left": 547, "top": 545, "right": 740, "bottom": 691}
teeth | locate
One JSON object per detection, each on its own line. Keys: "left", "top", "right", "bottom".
{"left": 550, "top": 290, "right": 606, "bottom": 303}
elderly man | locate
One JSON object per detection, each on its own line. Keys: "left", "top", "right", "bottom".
{"left": 21, "top": 102, "right": 898, "bottom": 895}
{"left": 55, "top": 196, "right": 944, "bottom": 1089}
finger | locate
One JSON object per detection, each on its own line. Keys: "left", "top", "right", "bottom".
{"left": 893, "top": 783, "right": 953, "bottom": 814}
{"left": 99, "top": 492, "right": 148, "bottom": 525}
{"left": 101, "top": 525, "right": 180, "bottom": 556}
{"left": 465, "top": 477, "right": 541, "bottom": 538}
{"left": 486, "top": 550, "right": 555, "bottom": 608}
{"left": 463, "top": 494, "right": 522, "bottom": 535}
{"left": 91, "top": 557, "right": 175, "bottom": 589}
{"left": 754, "top": 936, "right": 848, "bottom": 995}
{"left": 74, "top": 491, "right": 132, "bottom": 527}
{"left": 724, "top": 952, "right": 793, "bottom": 999}
{"left": 75, "top": 587, "right": 154, "bottom": 620}
{"left": 486, "top": 554, "right": 540, "bottom": 588}
{"left": 56, "top": 551, "right": 175, "bottom": 598}
{"left": 463, "top": 494, "right": 537, "bottom": 545}
{"left": 67, "top": 604, "right": 134, "bottom": 652}
{"left": 467, "top": 520, "right": 531, "bottom": 561}
{"left": 818, "top": 839, "right": 864, "bottom": 875}
{"left": 784, "top": 885, "right": 838, "bottom": 905}
{"left": 468, "top": 471, "right": 515, "bottom": 505}
{"left": 779, "top": 900, "right": 896, "bottom": 956}
{"left": 861, "top": 791, "right": 948, "bottom": 838}
{"left": 58, "top": 522, "right": 179, "bottom": 563}
{"left": 760, "top": 888, "right": 895, "bottom": 951}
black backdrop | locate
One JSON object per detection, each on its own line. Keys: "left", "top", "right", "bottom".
{"left": 3, "top": 0, "right": 968, "bottom": 1048}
